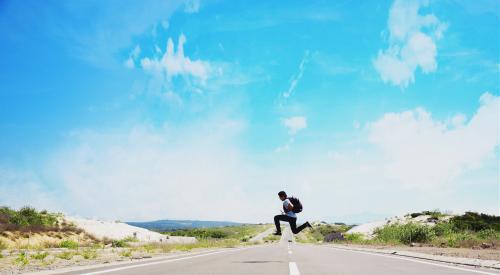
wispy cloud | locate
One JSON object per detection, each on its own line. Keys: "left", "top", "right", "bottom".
{"left": 373, "top": 0, "right": 447, "bottom": 88}
{"left": 184, "top": 0, "right": 201, "bottom": 13}
{"left": 36, "top": 1, "right": 182, "bottom": 67}
{"left": 282, "top": 51, "right": 309, "bottom": 99}
{"left": 276, "top": 116, "right": 308, "bottom": 152}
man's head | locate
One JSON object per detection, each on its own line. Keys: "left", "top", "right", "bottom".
{"left": 278, "top": 191, "right": 287, "bottom": 201}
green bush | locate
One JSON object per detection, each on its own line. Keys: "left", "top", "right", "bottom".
{"left": 375, "top": 223, "right": 435, "bottom": 244}
{"left": 422, "top": 210, "right": 445, "bottom": 219}
{"left": 451, "top": 212, "right": 500, "bottom": 232}
{"left": 111, "top": 240, "right": 127, "bottom": 247}
{"left": 442, "top": 232, "right": 477, "bottom": 248}
{"left": 59, "top": 240, "right": 79, "bottom": 249}
{"left": 477, "top": 229, "right": 498, "bottom": 240}
{"left": 432, "top": 221, "right": 454, "bottom": 237}
{"left": 0, "top": 206, "right": 58, "bottom": 229}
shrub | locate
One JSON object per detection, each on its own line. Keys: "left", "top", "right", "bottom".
{"left": 432, "top": 221, "right": 454, "bottom": 237}
{"left": 444, "top": 232, "right": 477, "bottom": 248}
{"left": 81, "top": 249, "right": 98, "bottom": 260}
{"left": 0, "top": 206, "right": 59, "bottom": 231}
{"left": 375, "top": 223, "right": 435, "bottom": 244}
{"left": 451, "top": 212, "right": 500, "bottom": 232}
{"left": 477, "top": 229, "right": 498, "bottom": 240}
{"left": 57, "top": 251, "right": 74, "bottom": 260}
{"left": 111, "top": 240, "right": 127, "bottom": 248}
{"left": 59, "top": 240, "right": 79, "bottom": 249}
{"left": 422, "top": 210, "right": 445, "bottom": 219}
{"left": 344, "top": 233, "right": 365, "bottom": 243}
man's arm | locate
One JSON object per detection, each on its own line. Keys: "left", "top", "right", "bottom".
{"left": 285, "top": 200, "right": 294, "bottom": 211}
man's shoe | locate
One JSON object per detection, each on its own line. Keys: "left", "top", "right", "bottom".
{"left": 273, "top": 232, "right": 282, "bottom": 236}
{"left": 306, "top": 222, "right": 313, "bottom": 228}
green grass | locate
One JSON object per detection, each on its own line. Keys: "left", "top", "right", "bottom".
{"left": 59, "top": 240, "right": 79, "bottom": 249}
{"left": 119, "top": 250, "right": 132, "bottom": 257}
{"left": 57, "top": 251, "right": 74, "bottom": 260}
{"left": 14, "top": 251, "right": 29, "bottom": 266}
{"left": 138, "top": 238, "right": 242, "bottom": 254}
{"left": 80, "top": 249, "right": 98, "bottom": 260}
{"left": 121, "top": 236, "right": 139, "bottom": 242}
{"left": 374, "top": 222, "right": 435, "bottom": 245}
{"left": 0, "top": 239, "right": 7, "bottom": 250}
{"left": 262, "top": 234, "right": 280, "bottom": 242}
{"left": 31, "top": 251, "right": 49, "bottom": 260}
{"left": 165, "top": 224, "right": 267, "bottom": 241}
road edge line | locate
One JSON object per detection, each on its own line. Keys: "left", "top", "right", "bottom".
{"left": 323, "top": 244, "right": 500, "bottom": 270}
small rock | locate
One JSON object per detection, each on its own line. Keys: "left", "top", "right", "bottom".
{"left": 410, "top": 243, "right": 416, "bottom": 247}
{"left": 480, "top": 243, "right": 492, "bottom": 249}
{"left": 324, "top": 232, "right": 345, "bottom": 242}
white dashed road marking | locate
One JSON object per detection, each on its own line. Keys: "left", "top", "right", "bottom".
{"left": 289, "top": 262, "right": 300, "bottom": 275}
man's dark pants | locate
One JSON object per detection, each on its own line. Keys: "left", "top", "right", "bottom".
{"left": 274, "top": 214, "right": 308, "bottom": 234}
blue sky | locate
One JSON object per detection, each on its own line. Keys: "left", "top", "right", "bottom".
{"left": 1, "top": 0, "right": 499, "bottom": 223}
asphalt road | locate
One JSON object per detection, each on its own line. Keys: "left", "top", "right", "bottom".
{"left": 56, "top": 229, "right": 499, "bottom": 275}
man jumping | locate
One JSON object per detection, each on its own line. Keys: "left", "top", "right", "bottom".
{"left": 273, "top": 191, "right": 312, "bottom": 235}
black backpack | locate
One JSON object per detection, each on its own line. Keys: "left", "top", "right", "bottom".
{"left": 283, "top": 196, "right": 303, "bottom": 213}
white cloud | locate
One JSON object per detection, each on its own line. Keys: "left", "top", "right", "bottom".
{"left": 124, "top": 45, "right": 141, "bottom": 69}
{"left": 184, "top": 0, "right": 200, "bottom": 13}
{"left": 373, "top": 0, "right": 447, "bottom": 87}
{"left": 141, "top": 34, "right": 210, "bottom": 83}
{"left": 282, "top": 116, "right": 307, "bottom": 135}
{"left": 0, "top": 118, "right": 277, "bottom": 222}
{"left": 2, "top": 93, "right": 498, "bottom": 223}
{"left": 368, "top": 92, "right": 499, "bottom": 189}
{"left": 283, "top": 51, "right": 309, "bottom": 98}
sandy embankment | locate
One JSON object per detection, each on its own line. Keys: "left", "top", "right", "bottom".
{"left": 65, "top": 217, "right": 196, "bottom": 244}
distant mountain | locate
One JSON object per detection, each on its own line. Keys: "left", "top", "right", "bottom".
{"left": 126, "top": 220, "right": 243, "bottom": 231}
